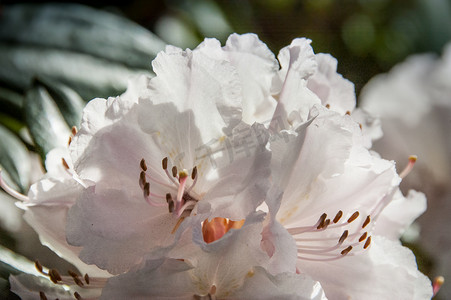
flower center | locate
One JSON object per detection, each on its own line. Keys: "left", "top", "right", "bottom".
{"left": 202, "top": 218, "right": 245, "bottom": 243}
{"left": 139, "top": 157, "right": 199, "bottom": 219}
{"left": 288, "top": 210, "right": 372, "bottom": 262}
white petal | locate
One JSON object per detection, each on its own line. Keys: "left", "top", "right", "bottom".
{"left": 232, "top": 266, "right": 327, "bottom": 300}
{"left": 307, "top": 53, "right": 356, "bottom": 114}
{"left": 100, "top": 259, "right": 196, "bottom": 300}
{"left": 374, "top": 189, "right": 427, "bottom": 240}
{"left": 297, "top": 236, "right": 432, "bottom": 300}
{"left": 66, "top": 187, "right": 180, "bottom": 274}
{"left": 148, "top": 44, "right": 242, "bottom": 142}
{"left": 271, "top": 38, "right": 321, "bottom": 126}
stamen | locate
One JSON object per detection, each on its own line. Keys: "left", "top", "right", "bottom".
{"left": 74, "top": 291, "right": 82, "bottom": 300}
{"left": 191, "top": 166, "right": 197, "bottom": 180}
{"left": 345, "top": 111, "right": 351, "bottom": 115}
{"left": 39, "top": 291, "right": 48, "bottom": 300}
{"left": 325, "top": 104, "right": 330, "bottom": 109}
{"left": 0, "top": 170, "right": 29, "bottom": 202}
{"left": 316, "top": 213, "right": 327, "bottom": 230}
{"left": 140, "top": 158, "right": 147, "bottom": 171}
{"left": 333, "top": 210, "right": 343, "bottom": 223}
{"left": 362, "top": 215, "right": 371, "bottom": 228}
{"left": 162, "top": 157, "right": 168, "bottom": 170}
{"left": 399, "top": 155, "right": 417, "bottom": 178}
{"left": 62, "top": 158, "right": 70, "bottom": 170}
{"left": 341, "top": 246, "right": 353, "bottom": 256}
{"left": 358, "top": 232, "right": 368, "bottom": 242}
{"left": 363, "top": 236, "right": 371, "bottom": 249}
{"left": 35, "top": 260, "right": 43, "bottom": 273}
{"left": 171, "top": 217, "right": 185, "bottom": 234}
{"left": 338, "top": 230, "right": 349, "bottom": 244}
{"left": 84, "top": 273, "right": 90, "bottom": 285}
{"left": 68, "top": 135, "right": 72, "bottom": 145}
{"left": 71, "top": 126, "right": 78, "bottom": 136}
{"left": 139, "top": 171, "right": 146, "bottom": 189}
{"left": 172, "top": 166, "right": 178, "bottom": 178}
{"left": 433, "top": 276, "right": 445, "bottom": 296}
{"left": 175, "top": 174, "right": 188, "bottom": 213}
{"left": 49, "top": 269, "right": 62, "bottom": 283}
{"left": 168, "top": 199, "right": 174, "bottom": 213}
{"left": 347, "top": 211, "right": 359, "bottom": 223}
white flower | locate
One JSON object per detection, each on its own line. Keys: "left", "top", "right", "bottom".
{"left": 1, "top": 33, "right": 433, "bottom": 299}
{"left": 360, "top": 44, "right": 451, "bottom": 298}
{"left": 100, "top": 212, "right": 326, "bottom": 300}
{"left": 260, "top": 40, "right": 433, "bottom": 298}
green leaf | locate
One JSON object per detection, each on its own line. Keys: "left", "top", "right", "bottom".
{"left": 35, "top": 77, "right": 84, "bottom": 128}
{"left": 0, "top": 3, "right": 166, "bottom": 70}
{"left": 0, "top": 44, "right": 151, "bottom": 101}
{"left": 0, "top": 125, "right": 31, "bottom": 192}
{"left": 24, "top": 83, "right": 70, "bottom": 157}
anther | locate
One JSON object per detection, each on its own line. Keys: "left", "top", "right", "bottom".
{"left": 362, "top": 215, "right": 371, "bottom": 228}
{"left": 363, "top": 236, "right": 371, "bottom": 249}
{"left": 168, "top": 199, "right": 175, "bottom": 213}
{"left": 316, "top": 213, "right": 327, "bottom": 230}
{"left": 333, "top": 210, "right": 343, "bottom": 223}
{"left": 325, "top": 104, "right": 330, "bottom": 109}
{"left": 68, "top": 270, "right": 78, "bottom": 278}
{"left": 166, "top": 193, "right": 172, "bottom": 203}
{"left": 143, "top": 182, "right": 150, "bottom": 197}
{"left": 345, "top": 111, "right": 351, "bottom": 115}
{"left": 140, "top": 159, "right": 147, "bottom": 171}
{"left": 192, "top": 166, "right": 197, "bottom": 180}
{"left": 74, "top": 291, "right": 82, "bottom": 300}
{"left": 172, "top": 166, "right": 177, "bottom": 177}
{"left": 139, "top": 171, "right": 146, "bottom": 188}
{"left": 359, "top": 123, "right": 363, "bottom": 130}
{"left": 68, "top": 135, "right": 72, "bottom": 145}
{"left": 49, "top": 269, "right": 62, "bottom": 283}
{"left": 338, "top": 230, "right": 349, "bottom": 244}
{"left": 322, "top": 219, "right": 331, "bottom": 229}
{"left": 73, "top": 276, "right": 84, "bottom": 287}
{"left": 71, "top": 126, "right": 78, "bottom": 136}
{"left": 162, "top": 157, "right": 168, "bottom": 170}
{"left": 347, "top": 211, "right": 359, "bottom": 223}
{"left": 39, "top": 291, "right": 48, "bottom": 300}
{"left": 84, "top": 273, "right": 90, "bottom": 285}
{"left": 62, "top": 158, "right": 70, "bottom": 170}
{"left": 433, "top": 276, "right": 445, "bottom": 296}
{"left": 400, "top": 155, "right": 418, "bottom": 178}
{"left": 341, "top": 246, "right": 353, "bottom": 256}
{"left": 359, "top": 232, "right": 368, "bottom": 242}
{"left": 35, "top": 260, "right": 43, "bottom": 273}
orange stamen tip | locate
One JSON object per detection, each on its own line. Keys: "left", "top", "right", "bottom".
{"left": 409, "top": 155, "right": 418, "bottom": 162}
{"left": 433, "top": 276, "right": 445, "bottom": 296}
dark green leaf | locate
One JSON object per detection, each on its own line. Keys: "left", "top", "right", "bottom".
{"left": 0, "top": 125, "right": 30, "bottom": 192}
{"left": 24, "top": 84, "right": 70, "bottom": 157}
{"left": 34, "top": 77, "right": 84, "bottom": 128}
{"left": 0, "top": 44, "right": 151, "bottom": 101}
{"left": 0, "top": 3, "right": 166, "bottom": 69}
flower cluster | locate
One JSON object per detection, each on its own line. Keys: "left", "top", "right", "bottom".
{"left": 3, "top": 34, "right": 432, "bottom": 299}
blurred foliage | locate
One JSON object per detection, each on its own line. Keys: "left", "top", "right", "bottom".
{"left": 0, "top": 0, "right": 449, "bottom": 298}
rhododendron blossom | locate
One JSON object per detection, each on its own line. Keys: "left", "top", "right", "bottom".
{"left": 0, "top": 33, "right": 433, "bottom": 299}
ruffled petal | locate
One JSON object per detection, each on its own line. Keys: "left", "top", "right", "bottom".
{"left": 66, "top": 187, "right": 180, "bottom": 274}
{"left": 197, "top": 33, "right": 279, "bottom": 124}
{"left": 296, "top": 236, "right": 432, "bottom": 300}
{"left": 307, "top": 53, "right": 356, "bottom": 115}
{"left": 374, "top": 189, "right": 427, "bottom": 240}
{"left": 271, "top": 38, "right": 321, "bottom": 126}
{"left": 148, "top": 44, "right": 242, "bottom": 142}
